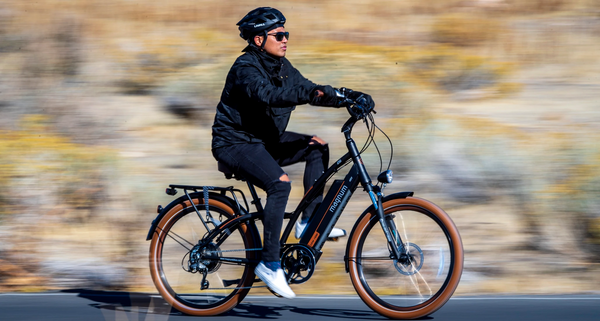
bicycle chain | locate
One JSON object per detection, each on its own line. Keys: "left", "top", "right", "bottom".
{"left": 206, "top": 248, "right": 262, "bottom": 254}
{"left": 200, "top": 247, "right": 267, "bottom": 291}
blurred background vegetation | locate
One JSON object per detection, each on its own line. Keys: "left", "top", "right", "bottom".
{"left": 0, "top": 0, "right": 599, "bottom": 294}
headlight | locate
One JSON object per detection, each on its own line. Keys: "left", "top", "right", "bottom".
{"left": 377, "top": 170, "right": 393, "bottom": 184}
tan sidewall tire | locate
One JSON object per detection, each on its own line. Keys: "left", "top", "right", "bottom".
{"left": 348, "top": 197, "right": 464, "bottom": 319}
{"left": 149, "top": 198, "right": 256, "bottom": 316}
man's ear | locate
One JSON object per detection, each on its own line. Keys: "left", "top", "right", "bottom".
{"left": 254, "top": 36, "right": 265, "bottom": 48}
{"left": 254, "top": 35, "right": 263, "bottom": 47}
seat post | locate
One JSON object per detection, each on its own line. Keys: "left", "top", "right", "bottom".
{"left": 246, "top": 181, "right": 264, "bottom": 212}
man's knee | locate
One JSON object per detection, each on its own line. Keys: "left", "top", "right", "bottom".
{"left": 306, "top": 141, "right": 329, "bottom": 161}
{"left": 266, "top": 174, "right": 292, "bottom": 197}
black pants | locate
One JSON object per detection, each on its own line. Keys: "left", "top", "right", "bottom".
{"left": 212, "top": 132, "right": 329, "bottom": 262}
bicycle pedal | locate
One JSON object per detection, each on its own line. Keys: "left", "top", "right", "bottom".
{"left": 327, "top": 237, "right": 340, "bottom": 242}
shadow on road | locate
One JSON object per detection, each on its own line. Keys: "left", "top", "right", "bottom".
{"left": 227, "top": 304, "right": 387, "bottom": 320}
{"left": 61, "top": 289, "right": 421, "bottom": 320}
{"left": 62, "top": 289, "right": 181, "bottom": 316}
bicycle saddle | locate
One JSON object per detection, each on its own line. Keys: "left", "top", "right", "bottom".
{"left": 217, "top": 162, "right": 246, "bottom": 181}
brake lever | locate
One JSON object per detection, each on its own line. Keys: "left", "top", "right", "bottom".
{"left": 345, "top": 98, "right": 362, "bottom": 120}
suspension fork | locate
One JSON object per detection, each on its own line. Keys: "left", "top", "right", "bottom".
{"left": 355, "top": 179, "right": 405, "bottom": 261}
{"left": 359, "top": 174, "right": 403, "bottom": 260}
{"left": 372, "top": 191, "right": 405, "bottom": 261}
{"left": 343, "top": 120, "right": 404, "bottom": 261}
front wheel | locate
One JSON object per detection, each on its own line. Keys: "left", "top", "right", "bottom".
{"left": 347, "top": 197, "right": 463, "bottom": 319}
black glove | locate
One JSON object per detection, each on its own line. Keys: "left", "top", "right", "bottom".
{"left": 310, "top": 85, "right": 345, "bottom": 107}
{"left": 345, "top": 89, "right": 375, "bottom": 113}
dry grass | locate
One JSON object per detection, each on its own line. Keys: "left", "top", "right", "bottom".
{"left": 431, "top": 13, "right": 503, "bottom": 47}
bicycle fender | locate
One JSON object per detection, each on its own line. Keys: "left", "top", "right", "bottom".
{"left": 145, "top": 192, "right": 239, "bottom": 241}
{"left": 343, "top": 191, "right": 414, "bottom": 272}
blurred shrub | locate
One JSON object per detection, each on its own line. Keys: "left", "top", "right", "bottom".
{"left": 114, "top": 40, "right": 196, "bottom": 94}
{"left": 400, "top": 0, "right": 571, "bottom": 15}
{"left": 52, "top": 17, "right": 82, "bottom": 77}
{"left": 116, "top": 51, "right": 180, "bottom": 95}
{"left": 431, "top": 13, "right": 502, "bottom": 47}
{"left": 403, "top": 45, "right": 519, "bottom": 95}
{"left": 386, "top": 115, "right": 526, "bottom": 202}
{"left": 155, "top": 71, "right": 222, "bottom": 123}
{"left": 0, "top": 9, "right": 25, "bottom": 54}
{"left": 537, "top": 152, "right": 600, "bottom": 259}
{"left": 9, "top": 16, "right": 84, "bottom": 79}
{"left": 590, "top": 216, "right": 600, "bottom": 247}
{"left": 503, "top": 0, "right": 568, "bottom": 13}
{"left": 113, "top": 31, "right": 229, "bottom": 95}
{"left": 294, "top": 40, "right": 520, "bottom": 103}
{"left": 0, "top": 115, "right": 115, "bottom": 222}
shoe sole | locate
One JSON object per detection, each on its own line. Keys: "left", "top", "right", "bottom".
{"left": 254, "top": 268, "right": 295, "bottom": 299}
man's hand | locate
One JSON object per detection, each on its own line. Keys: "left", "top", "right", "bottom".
{"left": 346, "top": 89, "right": 375, "bottom": 112}
{"left": 311, "top": 85, "right": 344, "bottom": 107}
{"left": 309, "top": 135, "right": 327, "bottom": 145}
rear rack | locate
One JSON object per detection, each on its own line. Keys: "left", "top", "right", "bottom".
{"left": 166, "top": 184, "right": 250, "bottom": 214}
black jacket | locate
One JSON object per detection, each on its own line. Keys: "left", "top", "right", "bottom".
{"left": 211, "top": 46, "right": 331, "bottom": 149}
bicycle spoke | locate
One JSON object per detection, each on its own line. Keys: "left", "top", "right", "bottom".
{"left": 398, "top": 213, "right": 410, "bottom": 252}
{"left": 395, "top": 213, "right": 434, "bottom": 298}
{"left": 351, "top": 201, "right": 461, "bottom": 314}
{"left": 150, "top": 200, "right": 256, "bottom": 313}
{"left": 159, "top": 226, "right": 195, "bottom": 250}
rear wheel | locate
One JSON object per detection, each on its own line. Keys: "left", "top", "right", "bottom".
{"left": 348, "top": 197, "right": 463, "bottom": 319}
{"left": 149, "top": 197, "right": 257, "bottom": 315}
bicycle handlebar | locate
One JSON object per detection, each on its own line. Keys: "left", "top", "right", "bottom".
{"left": 334, "top": 88, "right": 375, "bottom": 120}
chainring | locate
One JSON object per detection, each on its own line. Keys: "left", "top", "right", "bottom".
{"left": 281, "top": 244, "right": 316, "bottom": 284}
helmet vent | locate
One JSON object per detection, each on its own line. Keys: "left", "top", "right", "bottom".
{"left": 265, "top": 14, "right": 276, "bottom": 20}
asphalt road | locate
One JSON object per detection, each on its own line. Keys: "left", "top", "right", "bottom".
{"left": 1, "top": 291, "right": 599, "bottom": 321}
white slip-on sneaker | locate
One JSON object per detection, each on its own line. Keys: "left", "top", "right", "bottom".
{"left": 295, "top": 221, "right": 308, "bottom": 239}
{"left": 254, "top": 262, "right": 296, "bottom": 299}
{"left": 327, "top": 227, "right": 347, "bottom": 239}
{"left": 295, "top": 221, "right": 346, "bottom": 239}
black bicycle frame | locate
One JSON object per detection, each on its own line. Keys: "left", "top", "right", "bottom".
{"left": 197, "top": 117, "right": 404, "bottom": 267}
{"left": 279, "top": 116, "right": 402, "bottom": 260}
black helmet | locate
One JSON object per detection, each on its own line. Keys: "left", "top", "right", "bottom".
{"left": 237, "top": 7, "right": 286, "bottom": 41}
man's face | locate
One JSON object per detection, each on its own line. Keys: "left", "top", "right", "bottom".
{"left": 254, "top": 27, "right": 288, "bottom": 58}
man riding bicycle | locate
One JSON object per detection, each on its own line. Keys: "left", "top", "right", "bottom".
{"left": 211, "top": 7, "right": 374, "bottom": 298}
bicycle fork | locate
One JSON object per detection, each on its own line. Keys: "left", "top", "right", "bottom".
{"left": 370, "top": 191, "right": 405, "bottom": 262}
{"left": 344, "top": 120, "right": 406, "bottom": 263}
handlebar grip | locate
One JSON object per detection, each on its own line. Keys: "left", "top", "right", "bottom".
{"left": 336, "top": 87, "right": 375, "bottom": 119}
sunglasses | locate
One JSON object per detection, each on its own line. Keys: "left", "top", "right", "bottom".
{"left": 267, "top": 31, "right": 289, "bottom": 42}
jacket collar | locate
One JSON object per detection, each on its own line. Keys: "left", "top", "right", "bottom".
{"left": 243, "top": 45, "right": 282, "bottom": 76}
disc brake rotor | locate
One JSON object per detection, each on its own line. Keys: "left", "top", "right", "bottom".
{"left": 394, "top": 242, "right": 424, "bottom": 276}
